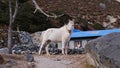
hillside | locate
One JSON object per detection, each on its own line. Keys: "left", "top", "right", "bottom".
{"left": 30, "top": 0, "right": 120, "bottom": 29}
{"left": 0, "top": 0, "right": 120, "bottom": 32}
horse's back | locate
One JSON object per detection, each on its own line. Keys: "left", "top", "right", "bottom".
{"left": 43, "top": 26, "right": 72, "bottom": 43}
{"left": 43, "top": 28, "right": 62, "bottom": 42}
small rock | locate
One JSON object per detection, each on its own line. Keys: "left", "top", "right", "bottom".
{"left": 106, "top": 15, "right": 117, "bottom": 23}
{"left": 0, "top": 48, "right": 9, "bottom": 54}
{"left": 99, "top": 3, "right": 106, "bottom": 9}
{"left": 5, "top": 59, "right": 15, "bottom": 68}
{"left": 0, "top": 65, "right": 5, "bottom": 68}
{"left": 27, "top": 62, "right": 35, "bottom": 68}
{"left": 55, "top": 58, "right": 61, "bottom": 61}
{"left": 24, "top": 54, "right": 34, "bottom": 62}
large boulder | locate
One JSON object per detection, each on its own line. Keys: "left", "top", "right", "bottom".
{"left": 85, "top": 32, "right": 120, "bottom": 68}
{"left": 0, "top": 31, "right": 39, "bottom": 54}
{"left": 11, "top": 31, "right": 38, "bottom": 54}
{"left": 31, "top": 31, "right": 42, "bottom": 46}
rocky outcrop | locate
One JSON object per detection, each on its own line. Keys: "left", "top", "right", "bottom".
{"left": 0, "top": 31, "right": 40, "bottom": 54}
{"left": 36, "top": 0, "right": 120, "bottom": 25}
{"left": 31, "top": 31, "right": 42, "bottom": 46}
{"left": 85, "top": 32, "right": 120, "bottom": 68}
{"left": 11, "top": 31, "right": 39, "bottom": 54}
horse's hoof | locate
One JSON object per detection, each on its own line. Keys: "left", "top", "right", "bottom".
{"left": 38, "top": 53, "right": 42, "bottom": 55}
{"left": 61, "top": 53, "right": 65, "bottom": 55}
{"left": 65, "top": 53, "right": 68, "bottom": 55}
{"left": 46, "top": 54, "right": 50, "bottom": 56}
{"left": 62, "top": 52, "right": 68, "bottom": 55}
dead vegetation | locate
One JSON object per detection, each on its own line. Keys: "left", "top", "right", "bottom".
{"left": 0, "top": 53, "right": 96, "bottom": 68}
{"left": 84, "top": 61, "right": 96, "bottom": 68}
{"left": 0, "top": 53, "right": 35, "bottom": 68}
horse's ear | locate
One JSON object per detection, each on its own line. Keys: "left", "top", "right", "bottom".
{"left": 72, "top": 19, "right": 75, "bottom": 22}
{"left": 69, "top": 19, "right": 75, "bottom": 23}
{"left": 68, "top": 19, "right": 75, "bottom": 21}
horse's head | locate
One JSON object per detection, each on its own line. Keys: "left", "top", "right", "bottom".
{"left": 66, "top": 19, "right": 75, "bottom": 33}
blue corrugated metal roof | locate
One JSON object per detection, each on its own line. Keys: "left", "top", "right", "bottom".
{"left": 71, "top": 29, "right": 120, "bottom": 38}
{"left": 73, "top": 29, "right": 81, "bottom": 32}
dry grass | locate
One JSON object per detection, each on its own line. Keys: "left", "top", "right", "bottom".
{"left": 1, "top": 53, "right": 97, "bottom": 68}
{"left": 84, "top": 61, "right": 96, "bottom": 68}
{"left": 0, "top": 53, "right": 35, "bottom": 68}
{"left": 0, "top": 53, "right": 24, "bottom": 60}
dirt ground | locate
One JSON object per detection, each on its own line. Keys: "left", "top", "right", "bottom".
{"left": 0, "top": 53, "right": 95, "bottom": 68}
{"left": 34, "top": 54, "right": 86, "bottom": 68}
{"left": 0, "top": 53, "right": 35, "bottom": 68}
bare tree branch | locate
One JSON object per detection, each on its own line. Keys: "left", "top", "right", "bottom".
{"left": 8, "top": 0, "right": 13, "bottom": 53}
{"left": 12, "top": 0, "right": 18, "bottom": 22}
{"left": 9, "top": 0, "right": 12, "bottom": 21}
{"left": 32, "top": 0, "right": 64, "bottom": 18}
{"left": 8, "top": 0, "right": 19, "bottom": 53}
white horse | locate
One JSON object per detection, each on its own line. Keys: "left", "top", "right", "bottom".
{"left": 38, "top": 19, "right": 74, "bottom": 55}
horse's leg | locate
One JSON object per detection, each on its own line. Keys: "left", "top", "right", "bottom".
{"left": 38, "top": 42, "right": 45, "bottom": 55}
{"left": 45, "top": 40, "right": 51, "bottom": 55}
{"left": 38, "top": 43, "right": 41, "bottom": 54}
{"left": 62, "top": 41, "right": 65, "bottom": 55}
{"left": 46, "top": 43, "right": 50, "bottom": 55}
{"left": 65, "top": 42, "right": 69, "bottom": 55}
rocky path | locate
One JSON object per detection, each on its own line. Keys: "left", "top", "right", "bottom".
{"left": 0, "top": 53, "right": 90, "bottom": 68}
{"left": 34, "top": 55, "right": 86, "bottom": 68}
{"left": 34, "top": 56, "right": 67, "bottom": 68}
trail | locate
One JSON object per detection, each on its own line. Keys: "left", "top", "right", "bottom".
{"left": 34, "top": 55, "right": 86, "bottom": 68}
